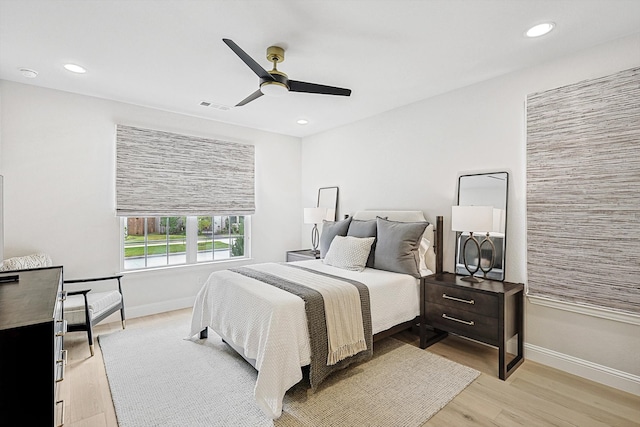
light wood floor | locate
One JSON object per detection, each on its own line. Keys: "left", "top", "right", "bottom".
{"left": 62, "top": 308, "right": 640, "bottom": 427}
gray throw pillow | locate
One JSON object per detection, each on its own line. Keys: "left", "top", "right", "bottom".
{"left": 374, "top": 217, "right": 429, "bottom": 278}
{"left": 320, "top": 217, "right": 352, "bottom": 258}
{"left": 347, "top": 219, "right": 378, "bottom": 267}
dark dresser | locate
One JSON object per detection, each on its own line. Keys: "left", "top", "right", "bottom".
{"left": 0, "top": 266, "right": 65, "bottom": 426}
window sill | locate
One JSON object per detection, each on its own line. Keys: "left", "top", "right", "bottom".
{"left": 120, "top": 257, "right": 253, "bottom": 276}
{"left": 527, "top": 294, "right": 640, "bottom": 325}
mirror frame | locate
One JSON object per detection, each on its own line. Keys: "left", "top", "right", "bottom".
{"left": 317, "top": 186, "right": 339, "bottom": 221}
{"left": 454, "top": 172, "right": 509, "bottom": 281}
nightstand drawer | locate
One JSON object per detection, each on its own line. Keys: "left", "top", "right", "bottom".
{"left": 426, "top": 302, "right": 499, "bottom": 345}
{"left": 286, "top": 250, "right": 320, "bottom": 262}
{"left": 426, "top": 283, "right": 498, "bottom": 317}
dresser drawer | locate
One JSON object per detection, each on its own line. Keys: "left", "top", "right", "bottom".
{"left": 426, "top": 283, "right": 498, "bottom": 317}
{"left": 426, "top": 302, "right": 499, "bottom": 345}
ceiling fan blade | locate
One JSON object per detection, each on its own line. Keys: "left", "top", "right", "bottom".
{"left": 223, "top": 39, "right": 275, "bottom": 81}
{"left": 289, "top": 80, "right": 351, "bottom": 96}
{"left": 235, "top": 89, "right": 263, "bottom": 107}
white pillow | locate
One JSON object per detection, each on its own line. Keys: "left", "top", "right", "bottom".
{"left": 0, "top": 253, "right": 52, "bottom": 271}
{"left": 323, "top": 236, "right": 375, "bottom": 272}
{"left": 418, "top": 236, "right": 431, "bottom": 276}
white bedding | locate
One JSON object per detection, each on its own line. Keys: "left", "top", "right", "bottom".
{"left": 188, "top": 260, "right": 426, "bottom": 419}
{"left": 297, "top": 260, "right": 424, "bottom": 334}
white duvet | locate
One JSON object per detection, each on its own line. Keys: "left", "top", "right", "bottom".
{"left": 188, "top": 260, "right": 424, "bottom": 419}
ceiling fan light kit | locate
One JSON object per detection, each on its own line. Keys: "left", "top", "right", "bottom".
{"left": 260, "top": 81, "right": 288, "bottom": 96}
{"left": 223, "top": 38, "right": 351, "bottom": 106}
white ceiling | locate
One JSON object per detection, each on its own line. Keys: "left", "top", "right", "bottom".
{"left": 1, "top": 0, "right": 639, "bottom": 138}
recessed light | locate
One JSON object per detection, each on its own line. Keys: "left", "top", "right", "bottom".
{"left": 526, "top": 22, "right": 555, "bottom": 38}
{"left": 64, "top": 63, "right": 87, "bottom": 73}
{"left": 296, "top": 119, "right": 309, "bottom": 125}
{"left": 19, "top": 68, "right": 38, "bottom": 78}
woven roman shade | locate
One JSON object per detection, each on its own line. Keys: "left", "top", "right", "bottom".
{"left": 116, "top": 125, "right": 255, "bottom": 216}
{"left": 526, "top": 67, "right": 640, "bottom": 315}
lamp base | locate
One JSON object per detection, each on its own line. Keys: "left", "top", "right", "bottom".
{"left": 311, "top": 224, "right": 320, "bottom": 253}
{"left": 461, "top": 275, "right": 484, "bottom": 283}
{"left": 461, "top": 232, "right": 484, "bottom": 283}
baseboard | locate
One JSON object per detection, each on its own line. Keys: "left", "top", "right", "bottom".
{"left": 525, "top": 343, "right": 640, "bottom": 396}
{"left": 128, "top": 296, "right": 195, "bottom": 319}
{"left": 100, "top": 296, "right": 195, "bottom": 324}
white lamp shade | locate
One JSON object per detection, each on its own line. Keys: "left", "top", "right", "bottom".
{"left": 451, "top": 205, "right": 493, "bottom": 233}
{"left": 304, "top": 207, "right": 328, "bottom": 224}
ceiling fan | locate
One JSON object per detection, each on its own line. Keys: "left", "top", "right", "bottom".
{"left": 223, "top": 38, "right": 352, "bottom": 107}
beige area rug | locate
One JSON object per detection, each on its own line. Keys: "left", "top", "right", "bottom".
{"left": 99, "top": 320, "right": 479, "bottom": 426}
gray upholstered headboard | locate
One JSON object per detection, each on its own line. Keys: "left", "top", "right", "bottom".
{"left": 351, "top": 210, "right": 438, "bottom": 274}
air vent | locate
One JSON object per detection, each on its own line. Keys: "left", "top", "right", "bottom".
{"left": 199, "top": 101, "right": 231, "bottom": 111}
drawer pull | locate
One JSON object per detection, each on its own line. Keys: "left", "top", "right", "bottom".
{"left": 58, "top": 349, "right": 68, "bottom": 366}
{"left": 56, "top": 320, "right": 67, "bottom": 336}
{"left": 443, "top": 293, "right": 474, "bottom": 304}
{"left": 56, "top": 399, "right": 65, "bottom": 427}
{"left": 56, "top": 359, "right": 65, "bottom": 382}
{"left": 442, "top": 313, "right": 475, "bottom": 326}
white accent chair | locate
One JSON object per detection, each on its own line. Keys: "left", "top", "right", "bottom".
{"left": 63, "top": 275, "right": 126, "bottom": 356}
{"left": 0, "top": 253, "right": 126, "bottom": 356}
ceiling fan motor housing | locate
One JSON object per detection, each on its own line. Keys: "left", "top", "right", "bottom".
{"left": 261, "top": 72, "right": 289, "bottom": 92}
{"left": 266, "top": 46, "right": 285, "bottom": 64}
{"left": 262, "top": 46, "right": 289, "bottom": 94}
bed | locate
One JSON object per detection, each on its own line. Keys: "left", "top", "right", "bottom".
{"left": 188, "top": 211, "right": 443, "bottom": 419}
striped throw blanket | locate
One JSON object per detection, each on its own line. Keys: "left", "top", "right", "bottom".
{"left": 231, "top": 263, "right": 373, "bottom": 389}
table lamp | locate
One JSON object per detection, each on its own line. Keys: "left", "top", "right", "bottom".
{"left": 451, "top": 205, "right": 494, "bottom": 282}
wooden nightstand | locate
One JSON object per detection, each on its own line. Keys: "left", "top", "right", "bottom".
{"left": 422, "top": 272, "right": 524, "bottom": 380}
{"left": 286, "top": 249, "right": 321, "bottom": 262}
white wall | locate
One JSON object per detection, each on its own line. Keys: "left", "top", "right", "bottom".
{"left": 301, "top": 34, "right": 640, "bottom": 392}
{"left": 0, "top": 81, "right": 302, "bottom": 317}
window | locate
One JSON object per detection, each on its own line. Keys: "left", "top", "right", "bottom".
{"left": 196, "top": 215, "right": 246, "bottom": 263}
{"left": 115, "top": 125, "right": 255, "bottom": 272}
{"left": 122, "top": 215, "right": 249, "bottom": 270}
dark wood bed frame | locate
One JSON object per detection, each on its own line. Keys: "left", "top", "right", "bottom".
{"left": 200, "top": 215, "right": 444, "bottom": 350}
{"left": 371, "top": 215, "right": 443, "bottom": 348}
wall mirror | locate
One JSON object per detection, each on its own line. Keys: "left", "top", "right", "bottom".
{"left": 455, "top": 172, "right": 509, "bottom": 281}
{"left": 317, "top": 186, "right": 338, "bottom": 221}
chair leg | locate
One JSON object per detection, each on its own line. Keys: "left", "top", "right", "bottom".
{"left": 120, "top": 307, "right": 126, "bottom": 329}
{"left": 87, "top": 323, "right": 95, "bottom": 357}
